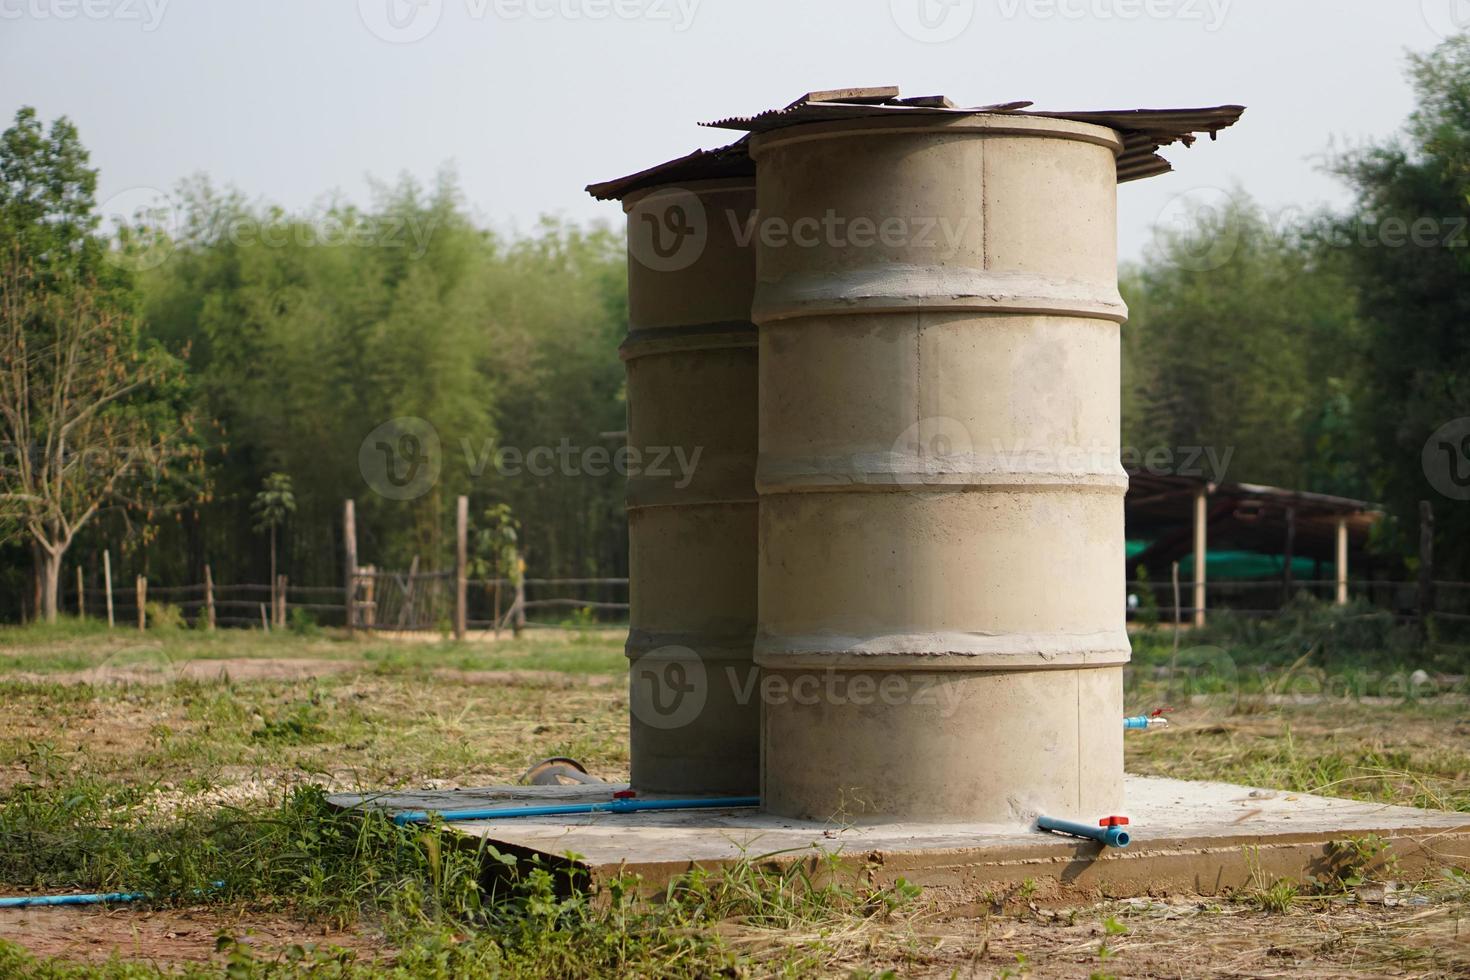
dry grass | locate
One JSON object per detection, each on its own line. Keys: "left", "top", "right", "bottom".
{"left": 1, "top": 622, "right": 1468, "bottom": 977}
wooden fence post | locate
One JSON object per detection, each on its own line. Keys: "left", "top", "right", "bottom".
{"left": 76, "top": 566, "right": 85, "bottom": 618}
{"left": 1192, "top": 486, "right": 1208, "bottom": 628}
{"left": 344, "top": 500, "right": 357, "bottom": 635}
{"left": 492, "top": 578, "right": 502, "bottom": 640}
{"left": 397, "top": 556, "right": 419, "bottom": 630}
{"left": 1170, "top": 560, "right": 1182, "bottom": 658}
{"left": 513, "top": 556, "right": 526, "bottom": 637}
{"left": 455, "top": 496, "right": 468, "bottom": 641}
{"left": 276, "top": 574, "right": 288, "bottom": 628}
{"left": 362, "top": 567, "right": 376, "bottom": 627}
{"left": 136, "top": 576, "right": 147, "bottom": 631}
{"left": 102, "top": 550, "right": 114, "bottom": 628}
{"left": 1280, "top": 505, "right": 1297, "bottom": 607}
{"left": 204, "top": 563, "right": 216, "bottom": 631}
{"left": 1419, "top": 500, "right": 1435, "bottom": 639}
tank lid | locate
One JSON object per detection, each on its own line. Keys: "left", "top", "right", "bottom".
{"left": 701, "top": 88, "right": 1245, "bottom": 184}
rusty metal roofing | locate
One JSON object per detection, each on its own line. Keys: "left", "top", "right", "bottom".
{"left": 701, "top": 87, "right": 1245, "bottom": 184}
{"left": 585, "top": 139, "right": 753, "bottom": 202}
{"left": 587, "top": 88, "right": 1243, "bottom": 200}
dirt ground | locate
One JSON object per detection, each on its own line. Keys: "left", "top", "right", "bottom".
{"left": 0, "top": 905, "right": 385, "bottom": 968}
{"left": 2, "top": 625, "right": 1468, "bottom": 977}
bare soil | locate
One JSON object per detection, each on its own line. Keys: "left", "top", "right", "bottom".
{"left": 0, "top": 905, "right": 385, "bottom": 968}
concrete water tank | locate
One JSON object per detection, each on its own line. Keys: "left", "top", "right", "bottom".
{"left": 603, "top": 166, "right": 761, "bottom": 795}
{"left": 748, "top": 113, "right": 1133, "bottom": 823}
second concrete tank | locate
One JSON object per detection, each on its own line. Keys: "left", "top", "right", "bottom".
{"left": 621, "top": 177, "right": 761, "bottom": 795}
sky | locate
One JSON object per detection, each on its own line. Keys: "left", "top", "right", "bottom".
{"left": 2, "top": 0, "right": 1463, "bottom": 261}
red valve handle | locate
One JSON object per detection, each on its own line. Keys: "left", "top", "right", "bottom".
{"left": 1099, "top": 816, "right": 1130, "bottom": 827}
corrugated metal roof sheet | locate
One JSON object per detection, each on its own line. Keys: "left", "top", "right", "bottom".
{"left": 585, "top": 138, "right": 753, "bottom": 202}
{"left": 701, "top": 89, "right": 1244, "bottom": 184}
{"left": 587, "top": 88, "right": 1244, "bottom": 200}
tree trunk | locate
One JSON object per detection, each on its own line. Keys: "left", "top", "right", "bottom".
{"left": 37, "top": 546, "right": 62, "bottom": 623}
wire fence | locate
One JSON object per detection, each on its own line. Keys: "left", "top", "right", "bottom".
{"left": 1126, "top": 577, "right": 1470, "bottom": 629}
{"left": 69, "top": 567, "right": 629, "bottom": 635}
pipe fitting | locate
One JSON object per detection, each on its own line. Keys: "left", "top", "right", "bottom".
{"left": 1037, "top": 814, "right": 1131, "bottom": 848}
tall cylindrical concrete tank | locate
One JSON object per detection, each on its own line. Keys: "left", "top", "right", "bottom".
{"left": 619, "top": 176, "right": 760, "bottom": 795}
{"left": 750, "top": 114, "right": 1131, "bottom": 823}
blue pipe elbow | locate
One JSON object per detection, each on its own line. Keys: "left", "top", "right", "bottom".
{"left": 1037, "top": 815, "right": 1131, "bottom": 849}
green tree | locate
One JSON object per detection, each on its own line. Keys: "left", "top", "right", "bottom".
{"left": 0, "top": 108, "right": 196, "bottom": 621}
{"left": 1333, "top": 33, "right": 1470, "bottom": 577}
{"left": 251, "top": 471, "right": 295, "bottom": 594}
{"left": 1122, "top": 191, "right": 1362, "bottom": 493}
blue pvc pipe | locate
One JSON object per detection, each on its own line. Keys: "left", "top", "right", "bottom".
{"left": 1124, "top": 716, "right": 1151, "bottom": 730}
{"left": 0, "top": 891, "right": 147, "bottom": 908}
{"left": 1037, "top": 815, "right": 1131, "bottom": 848}
{"left": 391, "top": 796, "right": 761, "bottom": 826}
{"left": 0, "top": 880, "right": 222, "bottom": 910}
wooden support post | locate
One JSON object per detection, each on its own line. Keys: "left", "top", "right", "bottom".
{"left": 260, "top": 603, "right": 270, "bottom": 632}
{"left": 454, "top": 495, "right": 468, "bottom": 641}
{"left": 492, "top": 578, "right": 502, "bottom": 640}
{"left": 76, "top": 566, "right": 85, "bottom": 618}
{"left": 1335, "top": 518, "right": 1349, "bottom": 607}
{"left": 513, "top": 556, "right": 526, "bottom": 637}
{"left": 103, "top": 550, "right": 114, "bottom": 628}
{"left": 1192, "top": 486, "right": 1208, "bottom": 629}
{"left": 136, "top": 576, "right": 147, "bottom": 631}
{"left": 1419, "top": 500, "right": 1435, "bottom": 638}
{"left": 397, "top": 557, "right": 420, "bottom": 630}
{"left": 362, "top": 567, "right": 376, "bottom": 627}
{"left": 204, "top": 563, "right": 216, "bottom": 630}
{"left": 343, "top": 500, "right": 357, "bottom": 635}
{"left": 1170, "top": 561, "right": 1182, "bottom": 659}
{"left": 276, "top": 575, "right": 288, "bottom": 628}
{"left": 1281, "top": 505, "right": 1297, "bottom": 607}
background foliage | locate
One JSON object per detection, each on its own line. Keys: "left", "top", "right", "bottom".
{"left": 8, "top": 34, "right": 1470, "bottom": 617}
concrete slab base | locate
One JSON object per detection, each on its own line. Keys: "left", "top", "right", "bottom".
{"left": 328, "top": 776, "right": 1470, "bottom": 898}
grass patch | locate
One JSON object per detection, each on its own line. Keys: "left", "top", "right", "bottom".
{"left": 2, "top": 622, "right": 1469, "bottom": 976}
